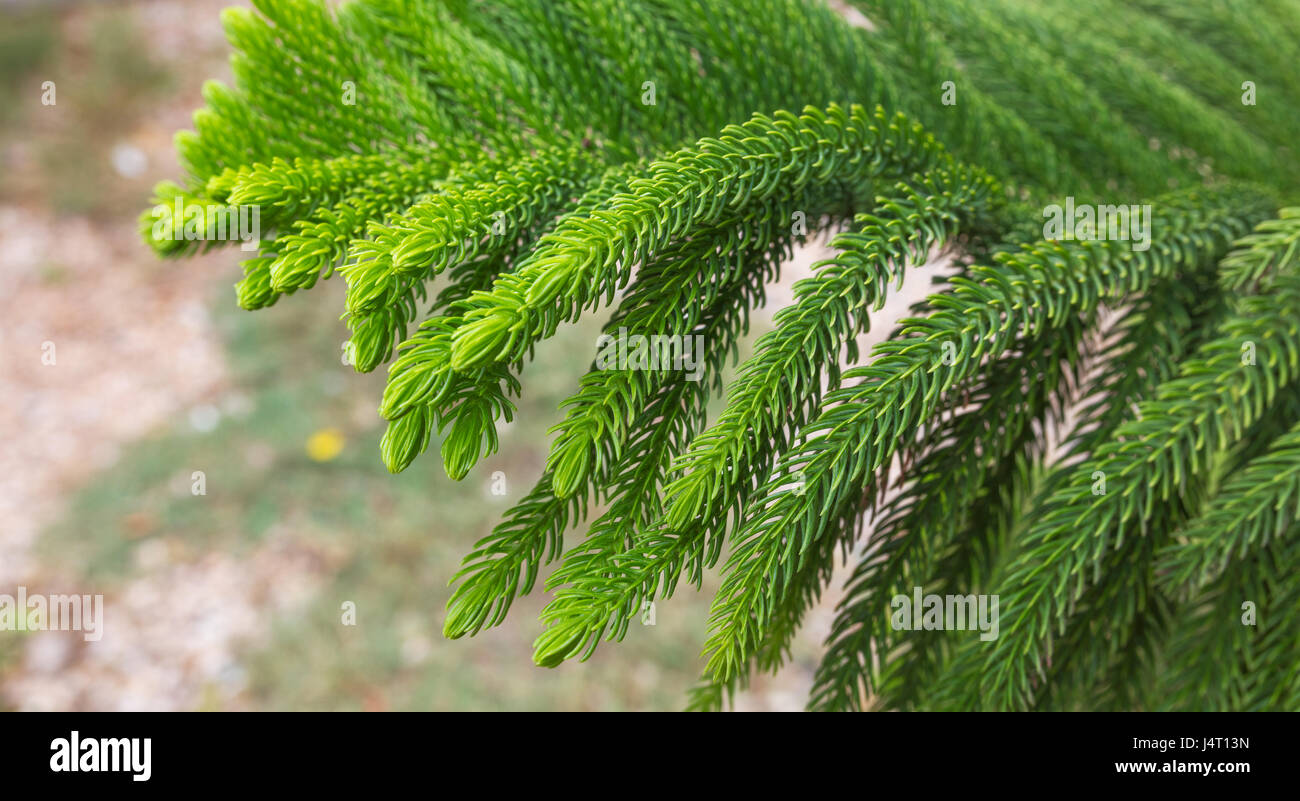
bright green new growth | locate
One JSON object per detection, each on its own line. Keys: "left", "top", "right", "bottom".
{"left": 145, "top": 0, "right": 1300, "bottom": 710}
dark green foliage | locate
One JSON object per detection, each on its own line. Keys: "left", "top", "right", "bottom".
{"left": 145, "top": 0, "right": 1300, "bottom": 710}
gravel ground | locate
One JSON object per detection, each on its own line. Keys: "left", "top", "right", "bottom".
{"left": 0, "top": 0, "right": 332, "bottom": 712}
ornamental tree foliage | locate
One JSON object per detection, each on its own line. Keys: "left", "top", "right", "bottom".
{"left": 144, "top": 0, "right": 1300, "bottom": 711}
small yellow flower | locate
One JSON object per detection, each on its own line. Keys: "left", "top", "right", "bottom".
{"left": 306, "top": 427, "right": 346, "bottom": 462}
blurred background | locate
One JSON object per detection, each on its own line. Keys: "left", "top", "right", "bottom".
{"left": 0, "top": 0, "right": 926, "bottom": 711}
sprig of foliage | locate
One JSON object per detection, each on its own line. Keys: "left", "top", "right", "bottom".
{"left": 148, "top": 0, "right": 1300, "bottom": 710}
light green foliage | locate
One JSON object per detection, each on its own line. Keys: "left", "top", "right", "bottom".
{"left": 147, "top": 0, "right": 1300, "bottom": 710}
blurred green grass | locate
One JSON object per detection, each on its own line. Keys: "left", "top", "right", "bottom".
{"left": 0, "top": 4, "right": 171, "bottom": 216}
{"left": 0, "top": 10, "right": 56, "bottom": 127}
